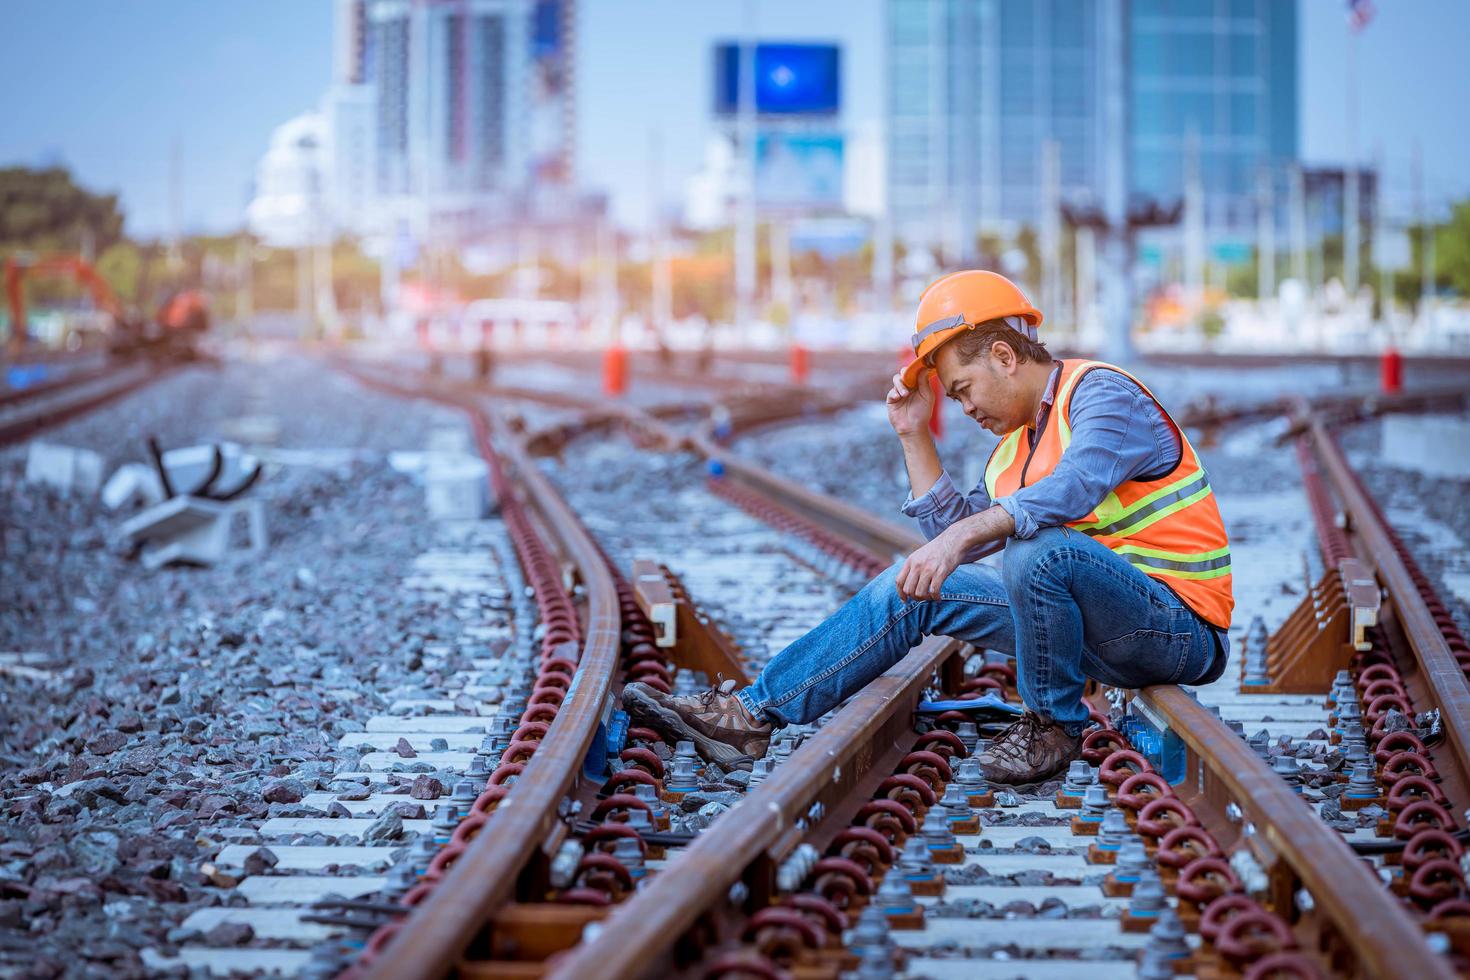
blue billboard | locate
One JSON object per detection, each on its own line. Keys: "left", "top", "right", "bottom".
{"left": 714, "top": 43, "right": 840, "bottom": 117}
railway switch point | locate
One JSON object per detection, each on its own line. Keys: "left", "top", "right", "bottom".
{"left": 16, "top": 342, "right": 1470, "bottom": 979}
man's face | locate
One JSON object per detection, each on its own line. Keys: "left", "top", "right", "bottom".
{"left": 932, "top": 340, "right": 1030, "bottom": 435}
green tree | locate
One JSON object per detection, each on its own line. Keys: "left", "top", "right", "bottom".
{"left": 1434, "top": 199, "right": 1470, "bottom": 297}
{"left": 0, "top": 166, "right": 125, "bottom": 253}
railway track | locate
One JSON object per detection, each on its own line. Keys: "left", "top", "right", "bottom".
{"left": 191, "top": 357, "right": 1470, "bottom": 978}
{"left": 0, "top": 356, "right": 173, "bottom": 445}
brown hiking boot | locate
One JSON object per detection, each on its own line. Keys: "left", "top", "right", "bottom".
{"left": 976, "top": 712, "right": 1083, "bottom": 786}
{"left": 622, "top": 679, "right": 772, "bottom": 771}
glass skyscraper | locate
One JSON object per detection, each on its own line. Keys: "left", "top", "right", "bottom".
{"left": 886, "top": 0, "right": 1298, "bottom": 253}
{"left": 1130, "top": 0, "right": 1298, "bottom": 232}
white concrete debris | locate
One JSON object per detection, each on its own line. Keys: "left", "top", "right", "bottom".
{"left": 115, "top": 495, "right": 268, "bottom": 568}
{"left": 387, "top": 442, "right": 493, "bottom": 521}
{"left": 101, "top": 462, "right": 165, "bottom": 510}
{"left": 160, "top": 442, "right": 260, "bottom": 495}
{"left": 25, "top": 441, "right": 104, "bottom": 494}
{"left": 424, "top": 455, "right": 491, "bottom": 520}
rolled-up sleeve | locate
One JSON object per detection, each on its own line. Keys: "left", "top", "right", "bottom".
{"left": 996, "top": 371, "right": 1180, "bottom": 538}
{"left": 900, "top": 470, "right": 993, "bottom": 542}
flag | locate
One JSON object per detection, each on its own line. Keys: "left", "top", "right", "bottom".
{"left": 1346, "top": 0, "right": 1375, "bottom": 31}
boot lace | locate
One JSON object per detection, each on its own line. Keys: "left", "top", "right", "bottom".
{"left": 989, "top": 712, "right": 1046, "bottom": 763}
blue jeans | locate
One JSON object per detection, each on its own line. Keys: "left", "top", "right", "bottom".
{"left": 738, "top": 526, "right": 1226, "bottom": 734}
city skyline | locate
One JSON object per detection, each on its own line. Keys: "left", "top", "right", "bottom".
{"left": 2, "top": 0, "right": 1468, "bottom": 238}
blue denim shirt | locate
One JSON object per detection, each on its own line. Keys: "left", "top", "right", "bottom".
{"left": 901, "top": 361, "right": 1229, "bottom": 650}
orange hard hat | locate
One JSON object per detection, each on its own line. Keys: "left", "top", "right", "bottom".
{"left": 899, "top": 270, "right": 1042, "bottom": 389}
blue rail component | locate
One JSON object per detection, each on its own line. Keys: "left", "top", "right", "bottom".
{"left": 585, "top": 709, "right": 631, "bottom": 778}
{"left": 1121, "top": 698, "right": 1187, "bottom": 785}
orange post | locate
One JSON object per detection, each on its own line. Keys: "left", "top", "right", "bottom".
{"left": 603, "top": 345, "right": 627, "bottom": 397}
{"left": 789, "top": 343, "right": 810, "bottom": 385}
{"left": 1380, "top": 346, "right": 1402, "bottom": 395}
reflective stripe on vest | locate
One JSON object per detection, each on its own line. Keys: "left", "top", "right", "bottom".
{"left": 1113, "top": 543, "right": 1232, "bottom": 579}
{"left": 1074, "top": 469, "right": 1213, "bottom": 540}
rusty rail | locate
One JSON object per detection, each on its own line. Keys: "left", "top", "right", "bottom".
{"left": 546, "top": 636, "right": 962, "bottom": 980}
{"left": 477, "top": 377, "right": 1465, "bottom": 978}
{"left": 336, "top": 366, "right": 622, "bottom": 980}
{"left": 1133, "top": 685, "right": 1453, "bottom": 980}
{"left": 340, "top": 357, "right": 1468, "bottom": 978}
{"left": 1308, "top": 416, "right": 1470, "bottom": 795}
{"left": 0, "top": 362, "right": 167, "bottom": 445}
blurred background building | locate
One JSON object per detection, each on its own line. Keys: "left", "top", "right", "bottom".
{"left": 8, "top": 0, "right": 1467, "bottom": 357}
{"left": 887, "top": 0, "right": 1299, "bottom": 257}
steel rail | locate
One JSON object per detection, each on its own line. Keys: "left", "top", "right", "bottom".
{"left": 693, "top": 434, "right": 922, "bottom": 561}
{"left": 350, "top": 358, "right": 1462, "bottom": 977}
{"left": 0, "top": 362, "right": 167, "bottom": 445}
{"left": 1134, "top": 685, "right": 1453, "bottom": 980}
{"left": 0, "top": 362, "right": 117, "bottom": 407}
{"left": 499, "top": 383, "right": 1460, "bottom": 978}
{"left": 1309, "top": 416, "right": 1470, "bottom": 793}
{"left": 546, "top": 636, "right": 961, "bottom": 980}
{"left": 336, "top": 367, "right": 622, "bottom": 980}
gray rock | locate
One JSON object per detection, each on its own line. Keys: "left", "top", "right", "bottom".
{"left": 86, "top": 731, "right": 128, "bottom": 755}
{"left": 363, "top": 809, "right": 404, "bottom": 843}
{"left": 202, "top": 921, "right": 254, "bottom": 946}
{"left": 409, "top": 775, "right": 443, "bottom": 800}
{"left": 262, "top": 778, "right": 306, "bottom": 804}
{"left": 242, "top": 847, "right": 279, "bottom": 876}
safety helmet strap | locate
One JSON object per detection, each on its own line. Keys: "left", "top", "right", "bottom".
{"left": 911, "top": 313, "right": 1038, "bottom": 357}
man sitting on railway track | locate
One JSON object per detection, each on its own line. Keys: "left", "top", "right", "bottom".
{"left": 625, "top": 270, "right": 1232, "bottom": 783}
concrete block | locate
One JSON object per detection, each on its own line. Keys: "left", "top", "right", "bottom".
{"left": 116, "top": 496, "right": 268, "bottom": 568}
{"left": 161, "top": 442, "right": 260, "bottom": 497}
{"left": 101, "top": 463, "right": 165, "bottom": 510}
{"left": 424, "top": 455, "right": 489, "bottom": 521}
{"left": 25, "top": 442, "right": 104, "bottom": 495}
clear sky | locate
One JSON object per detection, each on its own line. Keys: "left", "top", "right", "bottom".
{"left": 3, "top": 0, "right": 1467, "bottom": 237}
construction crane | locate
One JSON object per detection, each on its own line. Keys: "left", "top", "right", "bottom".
{"left": 3, "top": 254, "right": 129, "bottom": 352}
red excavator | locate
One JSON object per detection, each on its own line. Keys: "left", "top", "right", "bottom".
{"left": 3, "top": 253, "right": 209, "bottom": 358}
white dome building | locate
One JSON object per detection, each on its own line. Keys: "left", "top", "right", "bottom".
{"left": 246, "top": 113, "right": 329, "bottom": 248}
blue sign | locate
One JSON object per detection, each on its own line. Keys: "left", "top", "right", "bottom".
{"left": 714, "top": 43, "right": 840, "bottom": 117}
{"left": 1210, "top": 240, "right": 1252, "bottom": 265}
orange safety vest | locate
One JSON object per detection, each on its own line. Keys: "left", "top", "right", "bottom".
{"left": 984, "top": 359, "right": 1234, "bottom": 630}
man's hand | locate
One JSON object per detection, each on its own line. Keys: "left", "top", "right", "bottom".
{"left": 886, "top": 368, "right": 936, "bottom": 438}
{"left": 896, "top": 526, "right": 966, "bottom": 601}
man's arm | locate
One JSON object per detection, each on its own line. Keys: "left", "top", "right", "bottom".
{"left": 886, "top": 367, "right": 943, "bottom": 498}
{"left": 895, "top": 503, "right": 1015, "bottom": 600}
{"left": 898, "top": 428, "right": 943, "bottom": 500}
